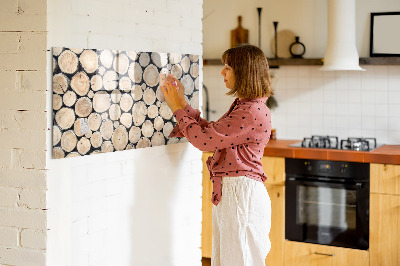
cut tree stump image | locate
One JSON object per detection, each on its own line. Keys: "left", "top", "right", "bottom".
{"left": 52, "top": 47, "right": 200, "bottom": 158}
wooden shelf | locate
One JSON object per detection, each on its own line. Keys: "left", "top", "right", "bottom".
{"left": 203, "top": 57, "right": 400, "bottom": 67}
{"left": 359, "top": 57, "right": 400, "bottom": 65}
{"left": 203, "top": 58, "right": 322, "bottom": 67}
{"left": 268, "top": 58, "right": 322, "bottom": 67}
{"left": 202, "top": 59, "right": 223, "bottom": 66}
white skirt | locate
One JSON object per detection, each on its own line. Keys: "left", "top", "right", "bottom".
{"left": 212, "top": 176, "right": 271, "bottom": 266}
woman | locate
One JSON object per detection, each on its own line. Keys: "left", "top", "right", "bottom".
{"left": 161, "top": 44, "right": 273, "bottom": 266}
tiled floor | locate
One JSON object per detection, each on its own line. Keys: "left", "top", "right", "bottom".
{"left": 202, "top": 257, "right": 211, "bottom": 266}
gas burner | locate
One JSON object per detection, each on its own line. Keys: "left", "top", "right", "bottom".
{"left": 340, "top": 137, "right": 377, "bottom": 151}
{"left": 301, "top": 135, "right": 339, "bottom": 149}
{"left": 290, "top": 136, "right": 380, "bottom": 151}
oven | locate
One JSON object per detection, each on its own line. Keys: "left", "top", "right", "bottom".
{"left": 285, "top": 158, "right": 370, "bottom": 250}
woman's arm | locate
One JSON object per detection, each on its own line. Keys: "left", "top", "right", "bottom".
{"left": 172, "top": 106, "right": 257, "bottom": 152}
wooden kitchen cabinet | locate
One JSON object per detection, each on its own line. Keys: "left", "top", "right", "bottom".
{"left": 261, "top": 156, "right": 285, "bottom": 266}
{"left": 370, "top": 193, "right": 400, "bottom": 266}
{"left": 201, "top": 154, "right": 286, "bottom": 264}
{"left": 370, "top": 163, "right": 400, "bottom": 266}
{"left": 264, "top": 184, "right": 285, "bottom": 266}
{"left": 202, "top": 152, "right": 213, "bottom": 258}
{"left": 284, "top": 241, "right": 369, "bottom": 266}
{"left": 370, "top": 163, "right": 400, "bottom": 195}
{"left": 261, "top": 156, "right": 285, "bottom": 185}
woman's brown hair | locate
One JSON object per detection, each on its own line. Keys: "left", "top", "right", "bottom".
{"left": 221, "top": 44, "right": 273, "bottom": 99}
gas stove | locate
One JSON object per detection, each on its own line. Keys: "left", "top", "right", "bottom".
{"left": 289, "top": 135, "right": 381, "bottom": 151}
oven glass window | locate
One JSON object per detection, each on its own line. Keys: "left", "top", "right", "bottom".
{"left": 297, "top": 186, "right": 356, "bottom": 230}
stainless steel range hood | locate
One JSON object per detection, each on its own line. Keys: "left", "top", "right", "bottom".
{"left": 320, "top": 0, "right": 365, "bottom": 71}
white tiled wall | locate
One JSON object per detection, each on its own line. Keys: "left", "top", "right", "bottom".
{"left": 46, "top": 0, "right": 203, "bottom": 265}
{"left": 203, "top": 65, "right": 400, "bottom": 144}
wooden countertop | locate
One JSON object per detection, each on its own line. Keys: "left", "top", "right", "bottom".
{"left": 263, "top": 139, "right": 400, "bottom": 165}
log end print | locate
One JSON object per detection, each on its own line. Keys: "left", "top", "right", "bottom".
{"left": 52, "top": 47, "right": 199, "bottom": 159}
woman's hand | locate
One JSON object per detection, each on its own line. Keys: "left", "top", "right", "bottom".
{"left": 170, "top": 75, "right": 187, "bottom": 107}
{"left": 160, "top": 75, "right": 187, "bottom": 113}
{"left": 166, "top": 75, "right": 187, "bottom": 108}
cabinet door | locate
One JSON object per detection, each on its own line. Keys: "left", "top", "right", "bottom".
{"left": 202, "top": 152, "right": 213, "bottom": 258}
{"left": 370, "top": 193, "right": 400, "bottom": 266}
{"left": 265, "top": 184, "right": 284, "bottom": 266}
{"left": 262, "top": 156, "right": 285, "bottom": 186}
{"left": 284, "top": 241, "right": 369, "bottom": 266}
{"left": 370, "top": 163, "right": 400, "bottom": 195}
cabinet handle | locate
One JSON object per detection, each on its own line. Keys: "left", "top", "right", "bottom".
{"left": 314, "top": 252, "right": 335, "bottom": 257}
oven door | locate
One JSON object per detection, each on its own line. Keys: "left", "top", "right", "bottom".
{"left": 285, "top": 177, "right": 369, "bottom": 250}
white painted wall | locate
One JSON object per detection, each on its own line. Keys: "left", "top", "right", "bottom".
{"left": 203, "top": 0, "right": 400, "bottom": 145}
{"left": 46, "top": 0, "right": 203, "bottom": 265}
{"left": 204, "top": 0, "right": 326, "bottom": 59}
{"left": 203, "top": 0, "right": 400, "bottom": 58}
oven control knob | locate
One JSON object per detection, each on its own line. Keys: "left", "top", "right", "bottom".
{"left": 340, "top": 164, "right": 347, "bottom": 174}
{"left": 305, "top": 162, "right": 312, "bottom": 171}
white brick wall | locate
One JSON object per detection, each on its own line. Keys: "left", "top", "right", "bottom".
{"left": 0, "top": 227, "right": 19, "bottom": 247}
{"left": 0, "top": 187, "right": 19, "bottom": 208}
{"left": 0, "top": 248, "right": 46, "bottom": 266}
{"left": 46, "top": 1, "right": 203, "bottom": 266}
{"left": 0, "top": 0, "right": 48, "bottom": 265}
{"left": 21, "top": 229, "right": 47, "bottom": 250}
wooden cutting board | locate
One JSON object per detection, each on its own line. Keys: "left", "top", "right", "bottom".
{"left": 231, "top": 16, "right": 249, "bottom": 48}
